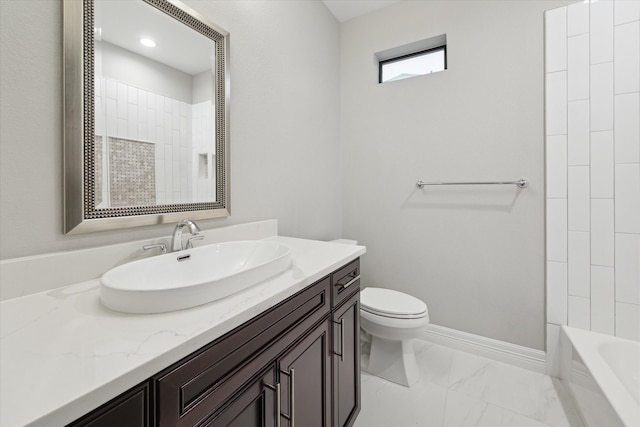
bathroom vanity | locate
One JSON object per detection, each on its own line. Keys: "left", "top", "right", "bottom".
{"left": 71, "top": 259, "right": 361, "bottom": 427}
{"left": 0, "top": 235, "right": 365, "bottom": 427}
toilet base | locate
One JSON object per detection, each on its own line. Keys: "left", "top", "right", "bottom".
{"left": 364, "top": 335, "right": 420, "bottom": 387}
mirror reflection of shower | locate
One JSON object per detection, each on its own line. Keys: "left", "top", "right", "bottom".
{"left": 93, "top": 0, "right": 217, "bottom": 209}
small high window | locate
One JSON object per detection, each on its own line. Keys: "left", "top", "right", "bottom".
{"left": 376, "top": 34, "right": 447, "bottom": 84}
{"left": 379, "top": 46, "right": 446, "bottom": 83}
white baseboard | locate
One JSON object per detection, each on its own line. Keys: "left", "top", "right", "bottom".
{"left": 421, "top": 324, "right": 547, "bottom": 374}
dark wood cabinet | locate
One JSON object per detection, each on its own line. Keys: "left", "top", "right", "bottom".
{"left": 155, "top": 277, "right": 331, "bottom": 427}
{"left": 199, "top": 363, "right": 279, "bottom": 427}
{"left": 202, "top": 315, "right": 332, "bottom": 427}
{"left": 67, "top": 381, "right": 152, "bottom": 427}
{"left": 279, "top": 319, "right": 332, "bottom": 427}
{"left": 69, "top": 259, "right": 361, "bottom": 427}
{"left": 332, "top": 291, "right": 361, "bottom": 427}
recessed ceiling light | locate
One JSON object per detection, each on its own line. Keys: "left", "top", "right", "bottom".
{"left": 140, "top": 38, "right": 156, "bottom": 47}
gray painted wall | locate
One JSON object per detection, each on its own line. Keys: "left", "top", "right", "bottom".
{"left": 0, "top": 0, "right": 342, "bottom": 259}
{"left": 340, "top": 0, "right": 575, "bottom": 350}
{"left": 192, "top": 70, "right": 213, "bottom": 104}
{"left": 98, "top": 41, "right": 194, "bottom": 104}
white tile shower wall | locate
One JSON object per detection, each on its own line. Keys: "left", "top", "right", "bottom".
{"left": 568, "top": 166, "right": 590, "bottom": 231}
{"left": 590, "top": 0, "right": 614, "bottom": 65}
{"left": 590, "top": 131, "right": 614, "bottom": 198}
{"left": 591, "top": 62, "right": 614, "bottom": 132}
{"left": 568, "top": 1, "right": 589, "bottom": 37}
{"left": 615, "top": 92, "right": 640, "bottom": 161}
{"left": 547, "top": 261, "right": 568, "bottom": 324}
{"left": 545, "top": 1, "right": 640, "bottom": 362}
{"left": 615, "top": 233, "right": 640, "bottom": 304}
{"left": 568, "top": 100, "right": 590, "bottom": 164}
{"left": 568, "top": 231, "right": 590, "bottom": 297}
{"left": 591, "top": 265, "right": 615, "bottom": 334}
{"left": 546, "top": 7, "right": 567, "bottom": 73}
{"left": 94, "top": 77, "right": 192, "bottom": 206}
{"left": 191, "top": 101, "right": 216, "bottom": 203}
{"left": 568, "top": 34, "right": 590, "bottom": 101}
{"left": 547, "top": 135, "right": 568, "bottom": 198}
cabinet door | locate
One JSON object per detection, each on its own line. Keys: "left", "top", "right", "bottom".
{"left": 200, "top": 363, "right": 278, "bottom": 427}
{"left": 278, "top": 319, "right": 331, "bottom": 427}
{"left": 156, "top": 277, "right": 331, "bottom": 427}
{"left": 67, "top": 382, "right": 151, "bottom": 427}
{"left": 333, "top": 291, "right": 361, "bottom": 427}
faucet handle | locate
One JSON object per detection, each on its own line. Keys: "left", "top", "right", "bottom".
{"left": 185, "top": 235, "right": 204, "bottom": 249}
{"left": 143, "top": 243, "right": 167, "bottom": 254}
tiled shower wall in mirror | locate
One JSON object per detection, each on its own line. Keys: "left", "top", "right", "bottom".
{"left": 545, "top": 0, "right": 640, "bottom": 360}
{"left": 94, "top": 77, "right": 216, "bottom": 207}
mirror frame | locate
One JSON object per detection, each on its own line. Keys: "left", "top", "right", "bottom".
{"left": 63, "top": 0, "right": 230, "bottom": 234}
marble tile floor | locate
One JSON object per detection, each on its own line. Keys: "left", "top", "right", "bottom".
{"left": 354, "top": 341, "right": 583, "bottom": 427}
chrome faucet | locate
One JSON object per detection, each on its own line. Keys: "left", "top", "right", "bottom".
{"left": 171, "top": 219, "right": 203, "bottom": 252}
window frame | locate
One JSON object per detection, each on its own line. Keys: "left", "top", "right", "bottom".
{"left": 378, "top": 45, "right": 447, "bottom": 84}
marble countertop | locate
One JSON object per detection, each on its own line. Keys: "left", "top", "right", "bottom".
{"left": 0, "top": 236, "right": 365, "bottom": 427}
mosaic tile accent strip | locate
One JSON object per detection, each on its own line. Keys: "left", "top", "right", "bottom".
{"left": 108, "top": 137, "right": 156, "bottom": 207}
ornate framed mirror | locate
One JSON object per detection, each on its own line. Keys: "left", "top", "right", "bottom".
{"left": 63, "top": 0, "right": 229, "bottom": 234}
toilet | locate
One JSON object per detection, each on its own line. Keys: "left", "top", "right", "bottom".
{"left": 360, "top": 287, "right": 429, "bottom": 387}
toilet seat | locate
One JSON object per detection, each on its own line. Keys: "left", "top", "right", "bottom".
{"left": 361, "top": 287, "right": 428, "bottom": 319}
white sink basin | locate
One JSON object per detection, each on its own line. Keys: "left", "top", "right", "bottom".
{"left": 100, "top": 240, "right": 292, "bottom": 314}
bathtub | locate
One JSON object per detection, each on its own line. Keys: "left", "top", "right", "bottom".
{"left": 560, "top": 326, "right": 640, "bottom": 427}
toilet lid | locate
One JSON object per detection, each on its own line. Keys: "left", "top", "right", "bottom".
{"left": 361, "top": 288, "right": 428, "bottom": 318}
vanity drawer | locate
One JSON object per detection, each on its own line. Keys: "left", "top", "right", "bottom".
{"left": 332, "top": 258, "right": 360, "bottom": 308}
{"left": 155, "top": 276, "right": 331, "bottom": 427}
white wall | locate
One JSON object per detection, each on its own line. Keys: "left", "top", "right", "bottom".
{"left": 192, "top": 70, "right": 213, "bottom": 104}
{"left": 340, "top": 0, "right": 575, "bottom": 350}
{"left": 0, "top": 0, "right": 341, "bottom": 260}
{"left": 545, "top": 0, "right": 640, "bottom": 351}
{"left": 98, "top": 41, "right": 193, "bottom": 104}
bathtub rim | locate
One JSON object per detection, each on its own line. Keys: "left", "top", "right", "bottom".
{"left": 561, "top": 325, "right": 639, "bottom": 427}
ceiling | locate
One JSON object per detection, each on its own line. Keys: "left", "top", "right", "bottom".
{"left": 93, "top": 0, "right": 401, "bottom": 76}
{"left": 322, "top": 0, "right": 401, "bottom": 23}
{"left": 95, "top": 1, "right": 214, "bottom": 76}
